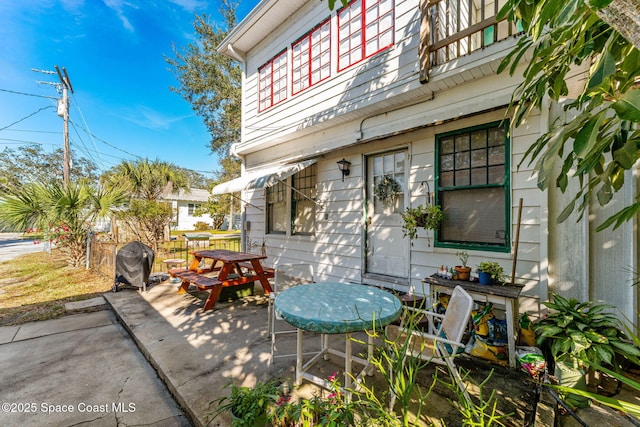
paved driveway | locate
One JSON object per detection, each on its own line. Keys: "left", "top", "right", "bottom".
{"left": 0, "top": 233, "right": 48, "bottom": 263}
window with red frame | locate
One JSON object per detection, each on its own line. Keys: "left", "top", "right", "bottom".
{"left": 259, "top": 50, "right": 287, "bottom": 111}
{"left": 292, "top": 18, "right": 331, "bottom": 95}
{"left": 338, "top": 0, "right": 394, "bottom": 71}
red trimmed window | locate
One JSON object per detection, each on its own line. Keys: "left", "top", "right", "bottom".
{"left": 258, "top": 49, "right": 288, "bottom": 111}
{"left": 338, "top": 0, "right": 394, "bottom": 71}
{"left": 292, "top": 19, "right": 331, "bottom": 95}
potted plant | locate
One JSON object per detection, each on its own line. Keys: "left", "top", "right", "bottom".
{"left": 209, "top": 379, "right": 281, "bottom": 427}
{"left": 534, "top": 293, "right": 640, "bottom": 409}
{"left": 476, "top": 261, "right": 505, "bottom": 285}
{"left": 401, "top": 204, "right": 444, "bottom": 245}
{"left": 374, "top": 175, "right": 401, "bottom": 208}
{"left": 454, "top": 250, "right": 471, "bottom": 281}
{"left": 268, "top": 373, "right": 356, "bottom": 426}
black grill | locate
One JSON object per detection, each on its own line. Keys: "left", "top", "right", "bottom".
{"left": 113, "top": 241, "right": 155, "bottom": 292}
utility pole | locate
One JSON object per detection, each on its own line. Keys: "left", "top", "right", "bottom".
{"left": 33, "top": 66, "right": 74, "bottom": 185}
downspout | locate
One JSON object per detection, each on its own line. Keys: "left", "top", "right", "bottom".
{"left": 227, "top": 43, "right": 249, "bottom": 252}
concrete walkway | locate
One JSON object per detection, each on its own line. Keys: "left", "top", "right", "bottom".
{"left": 0, "top": 310, "right": 190, "bottom": 426}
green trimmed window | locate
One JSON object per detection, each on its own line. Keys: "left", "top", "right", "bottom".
{"left": 292, "top": 164, "right": 317, "bottom": 235}
{"left": 267, "top": 181, "right": 287, "bottom": 234}
{"left": 266, "top": 164, "right": 317, "bottom": 235}
{"left": 435, "top": 121, "right": 510, "bottom": 251}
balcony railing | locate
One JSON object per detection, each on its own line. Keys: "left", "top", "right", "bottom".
{"left": 419, "top": 0, "right": 522, "bottom": 81}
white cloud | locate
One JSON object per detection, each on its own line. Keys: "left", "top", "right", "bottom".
{"left": 116, "top": 105, "right": 193, "bottom": 131}
{"left": 102, "top": 0, "right": 137, "bottom": 32}
{"left": 168, "top": 0, "right": 206, "bottom": 14}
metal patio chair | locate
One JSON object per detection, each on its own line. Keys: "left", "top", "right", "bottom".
{"left": 386, "top": 285, "right": 474, "bottom": 406}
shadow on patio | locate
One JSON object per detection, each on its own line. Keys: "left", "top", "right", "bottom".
{"left": 104, "top": 279, "right": 557, "bottom": 427}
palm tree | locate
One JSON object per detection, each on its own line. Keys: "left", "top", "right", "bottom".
{"left": 102, "top": 159, "right": 190, "bottom": 200}
{"left": 102, "top": 159, "right": 191, "bottom": 251}
{"left": 0, "top": 181, "right": 127, "bottom": 267}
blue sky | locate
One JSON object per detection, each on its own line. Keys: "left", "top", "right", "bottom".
{"left": 0, "top": 0, "right": 259, "bottom": 180}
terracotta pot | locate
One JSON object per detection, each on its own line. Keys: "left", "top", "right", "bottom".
{"left": 454, "top": 266, "right": 471, "bottom": 281}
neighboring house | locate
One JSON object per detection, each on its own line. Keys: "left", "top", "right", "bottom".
{"left": 214, "top": 0, "right": 638, "bottom": 325}
{"left": 164, "top": 188, "right": 214, "bottom": 230}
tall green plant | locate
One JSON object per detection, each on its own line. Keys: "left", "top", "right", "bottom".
{"left": 498, "top": 0, "right": 640, "bottom": 231}
{"left": 535, "top": 294, "right": 640, "bottom": 369}
{"left": 0, "top": 181, "right": 126, "bottom": 267}
{"left": 347, "top": 306, "right": 511, "bottom": 426}
{"left": 551, "top": 321, "right": 640, "bottom": 421}
{"left": 102, "top": 158, "right": 190, "bottom": 250}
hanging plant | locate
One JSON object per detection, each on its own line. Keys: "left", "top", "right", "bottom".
{"left": 401, "top": 204, "right": 444, "bottom": 245}
{"left": 374, "top": 175, "right": 401, "bottom": 208}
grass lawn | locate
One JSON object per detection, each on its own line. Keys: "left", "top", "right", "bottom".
{"left": 0, "top": 250, "right": 112, "bottom": 326}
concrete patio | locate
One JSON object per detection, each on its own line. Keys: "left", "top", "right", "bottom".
{"left": 103, "top": 279, "right": 559, "bottom": 427}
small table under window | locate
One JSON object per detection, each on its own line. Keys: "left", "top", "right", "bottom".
{"left": 423, "top": 275, "right": 523, "bottom": 368}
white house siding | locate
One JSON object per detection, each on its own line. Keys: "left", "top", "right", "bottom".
{"left": 238, "top": 0, "right": 430, "bottom": 160}
{"left": 221, "top": 0, "right": 639, "bottom": 324}
{"left": 164, "top": 189, "right": 214, "bottom": 231}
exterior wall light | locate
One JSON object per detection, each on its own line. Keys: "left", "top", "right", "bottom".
{"left": 337, "top": 158, "right": 351, "bottom": 182}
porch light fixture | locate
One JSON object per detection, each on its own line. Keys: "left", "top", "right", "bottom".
{"left": 337, "top": 158, "right": 351, "bottom": 182}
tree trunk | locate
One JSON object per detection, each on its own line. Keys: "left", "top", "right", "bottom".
{"left": 597, "top": 0, "right": 640, "bottom": 49}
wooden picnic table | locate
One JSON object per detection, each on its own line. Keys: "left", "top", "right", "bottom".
{"left": 176, "top": 249, "right": 273, "bottom": 311}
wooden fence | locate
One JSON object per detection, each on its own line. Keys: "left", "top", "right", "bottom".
{"left": 88, "top": 234, "right": 241, "bottom": 280}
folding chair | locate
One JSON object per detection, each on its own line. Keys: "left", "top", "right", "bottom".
{"left": 268, "top": 263, "right": 320, "bottom": 362}
{"left": 386, "top": 285, "right": 474, "bottom": 406}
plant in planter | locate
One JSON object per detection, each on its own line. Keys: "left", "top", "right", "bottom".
{"left": 476, "top": 261, "right": 505, "bottom": 285}
{"left": 374, "top": 175, "right": 401, "bottom": 208}
{"left": 401, "top": 204, "right": 444, "bottom": 246}
{"left": 534, "top": 293, "right": 640, "bottom": 409}
{"left": 209, "top": 379, "right": 281, "bottom": 427}
{"left": 454, "top": 250, "right": 471, "bottom": 281}
{"left": 268, "top": 372, "right": 357, "bottom": 426}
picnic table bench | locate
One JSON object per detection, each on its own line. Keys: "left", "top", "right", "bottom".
{"left": 168, "top": 269, "right": 222, "bottom": 291}
{"left": 169, "top": 249, "right": 273, "bottom": 312}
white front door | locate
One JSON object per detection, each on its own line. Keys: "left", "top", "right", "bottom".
{"left": 365, "top": 150, "right": 409, "bottom": 278}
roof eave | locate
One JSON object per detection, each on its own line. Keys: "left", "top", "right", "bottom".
{"left": 217, "top": 0, "right": 307, "bottom": 56}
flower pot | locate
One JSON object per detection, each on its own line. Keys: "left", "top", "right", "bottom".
{"left": 554, "top": 358, "right": 590, "bottom": 409}
{"left": 478, "top": 271, "right": 493, "bottom": 285}
{"left": 454, "top": 266, "right": 471, "bottom": 281}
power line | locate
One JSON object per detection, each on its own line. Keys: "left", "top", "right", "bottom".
{"left": 0, "top": 128, "right": 60, "bottom": 134}
{"left": 70, "top": 92, "right": 105, "bottom": 168}
{"left": 69, "top": 119, "right": 144, "bottom": 159}
{"left": 0, "top": 138, "right": 47, "bottom": 145}
{"left": 0, "top": 87, "right": 58, "bottom": 100}
{"left": 0, "top": 106, "right": 55, "bottom": 132}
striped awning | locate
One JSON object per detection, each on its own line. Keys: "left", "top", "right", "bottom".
{"left": 211, "top": 159, "right": 317, "bottom": 195}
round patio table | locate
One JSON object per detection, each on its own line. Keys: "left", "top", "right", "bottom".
{"left": 275, "top": 282, "right": 402, "bottom": 395}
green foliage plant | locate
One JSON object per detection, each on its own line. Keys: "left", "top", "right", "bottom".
{"left": 441, "top": 368, "right": 510, "bottom": 427}
{"left": 193, "top": 221, "right": 210, "bottom": 231}
{"left": 344, "top": 305, "right": 513, "bottom": 426}
{"left": 401, "top": 204, "right": 444, "bottom": 245}
{"left": 268, "top": 373, "right": 358, "bottom": 426}
{"left": 0, "top": 181, "right": 126, "bottom": 268}
{"left": 544, "top": 311, "right": 640, "bottom": 420}
{"left": 553, "top": 362, "right": 640, "bottom": 420}
{"left": 534, "top": 293, "right": 640, "bottom": 370}
{"left": 457, "top": 251, "right": 469, "bottom": 268}
{"left": 476, "top": 261, "right": 506, "bottom": 284}
{"left": 498, "top": 0, "right": 640, "bottom": 231}
{"left": 209, "top": 379, "right": 281, "bottom": 427}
